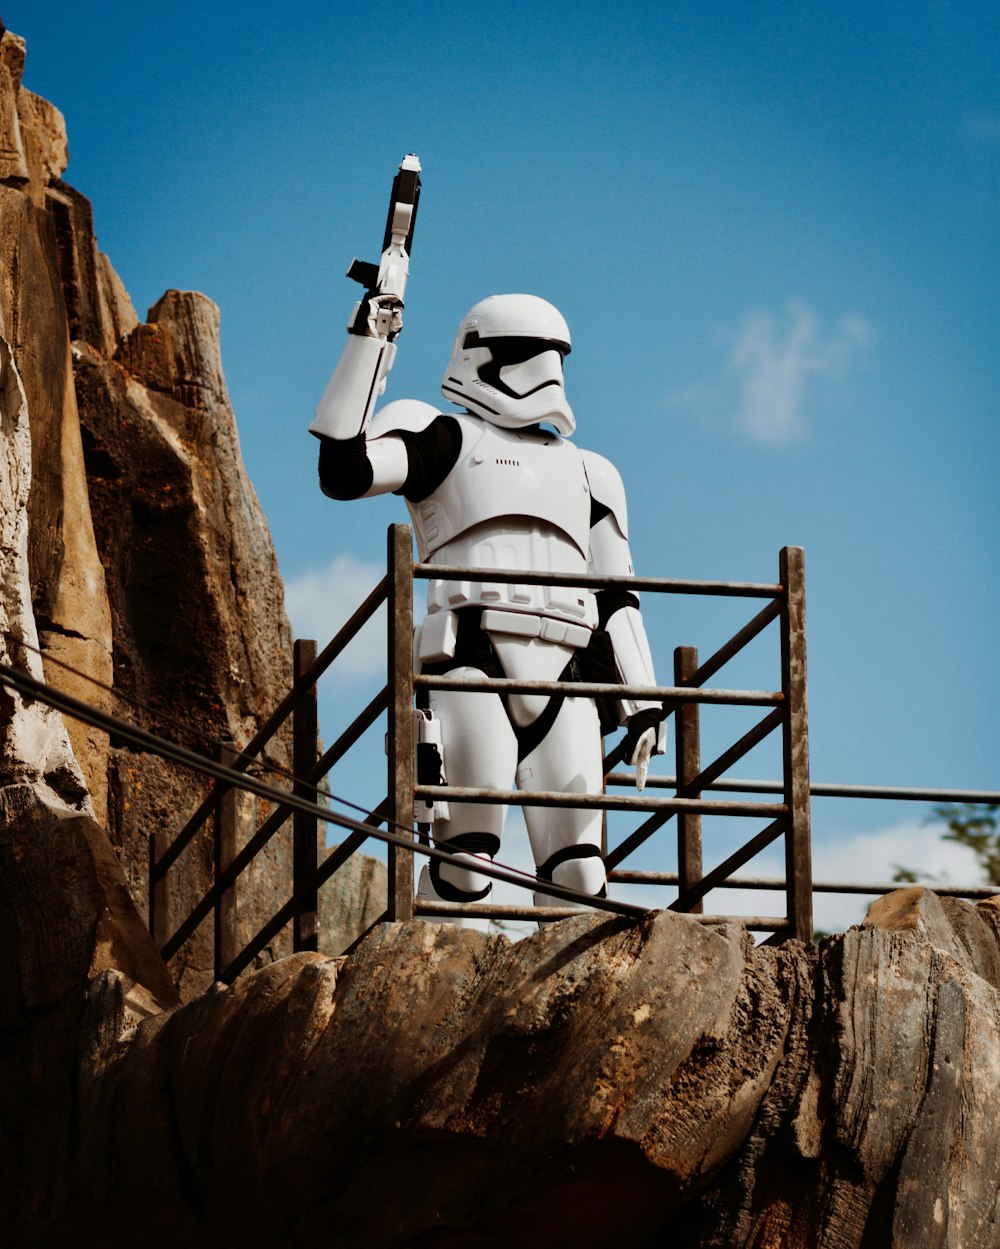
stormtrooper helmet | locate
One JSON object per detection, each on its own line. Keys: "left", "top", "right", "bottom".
{"left": 441, "top": 294, "right": 575, "bottom": 435}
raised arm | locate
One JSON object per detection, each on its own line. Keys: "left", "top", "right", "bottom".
{"left": 308, "top": 155, "right": 422, "bottom": 498}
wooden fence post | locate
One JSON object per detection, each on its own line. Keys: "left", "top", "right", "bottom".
{"left": 293, "top": 638, "right": 319, "bottom": 952}
{"left": 149, "top": 832, "right": 169, "bottom": 954}
{"left": 214, "top": 741, "right": 239, "bottom": 980}
{"left": 387, "top": 525, "right": 414, "bottom": 921}
{"left": 780, "top": 547, "right": 812, "bottom": 942}
{"left": 674, "top": 645, "right": 704, "bottom": 913}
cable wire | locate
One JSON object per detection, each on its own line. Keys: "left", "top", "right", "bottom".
{"left": 0, "top": 657, "right": 647, "bottom": 919}
{"left": 2, "top": 628, "right": 325, "bottom": 792}
{"left": 1, "top": 628, "right": 418, "bottom": 831}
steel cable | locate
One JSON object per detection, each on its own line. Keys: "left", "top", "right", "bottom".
{"left": 0, "top": 656, "right": 648, "bottom": 919}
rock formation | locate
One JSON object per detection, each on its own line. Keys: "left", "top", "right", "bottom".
{"left": 0, "top": 29, "right": 114, "bottom": 821}
{"left": 0, "top": 24, "right": 384, "bottom": 1002}
{"left": 0, "top": 336, "right": 90, "bottom": 810}
{"left": 4, "top": 780, "right": 1000, "bottom": 1248}
{"left": 2, "top": 24, "right": 998, "bottom": 1249}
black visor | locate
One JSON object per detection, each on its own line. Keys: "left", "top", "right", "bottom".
{"left": 462, "top": 332, "right": 571, "bottom": 363}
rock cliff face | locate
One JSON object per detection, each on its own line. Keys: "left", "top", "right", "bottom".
{"left": 3, "top": 779, "right": 1000, "bottom": 1249}
{"left": 0, "top": 29, "right": 114, "bottom": 820}
{"left": 2, "top": 26, "right": 998, "bottom": 1249}
{"left": 0, "top": 26, "right": 384, "bottom": 1002}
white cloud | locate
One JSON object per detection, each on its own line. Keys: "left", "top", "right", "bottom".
{"left": 284, "top": 553, "right": 387, "bottom": 682}
{"left": 671, "top": 300, "right": 872, "bottom": 447}
{"left": 811, "top": 818, "right": 983, "bottom": 887}
{"left": 610, "top": 816, "right": 988, "bottom": 938}
{"left": 809, "top": 818, "right": 987, "bottom": 934}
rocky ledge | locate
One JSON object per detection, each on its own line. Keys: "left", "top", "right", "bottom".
{"left": 3, "top": 775, "right": 998, "bottom": 1248}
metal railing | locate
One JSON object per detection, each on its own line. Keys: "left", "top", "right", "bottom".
{"left": 148, "top": 576, "right": 391, "bottom": 981}
{"left": 147, "top": 523, "right": 997, "bottom": 982}
{"left": 403, "top": 531, "right": 812, "bottom": 940}
{"left": 148, "top": 523, "right": 813, "bottom": 976}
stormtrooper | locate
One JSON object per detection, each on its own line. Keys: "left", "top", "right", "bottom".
{"left": 309, "top": 159, "right": 664, "bottom": 922}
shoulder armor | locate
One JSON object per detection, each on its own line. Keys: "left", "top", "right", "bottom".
{"left": 369, "top": 398, "right": 441, "bottom": 439}
{"left": 581, "top": 449, "right": 629, "bottom": 539}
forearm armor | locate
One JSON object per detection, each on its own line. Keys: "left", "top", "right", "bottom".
{"left": 597, "top": 592, "right": 666, "bottom": 751}
{"left": 309, "top": 331, "right": 396, "bottom": 442}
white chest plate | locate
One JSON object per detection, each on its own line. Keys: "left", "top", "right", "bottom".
{"left": 408, "top": 415, "right": 597, "bottom": 629}
{"left": 407, "top": 415, "right": 592, "bottom": 559}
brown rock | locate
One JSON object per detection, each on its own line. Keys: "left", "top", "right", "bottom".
{"left": 73, "top": 319, "right": 297, "bottom": 996}
{"left": 46, "top": 904, "right": 1000, "bottom": 1248}
{"left": 74, "top": 288, "right": 384, "bottom": 991}
{"left": 47, "top": 178, "right": 137, "bottom": 356}
{"left": 117, "top": 289, "right": 229, "bottom": 409}
{"left": 0, "top": 782, "right": 177, "bottom": 1249}
{"left": 863, "top": 885, "right": 1000, "bottom": 991}
{"left": 0, "top": 31, "right": 28, "bottom": 185}
{"left": 18, "top": 88, "right": 68, "bottom": 205}
{"left": 0, "top": 54, "right": 115, "bottom": 820}
{"left": 0, "top": 334, "right": 89, "bottom": 807}
{"left": 0, "top": 34, "right": 108, "bottom": 673}
{"left": 319, "top": 842, "right": 386, "bottom": 954}
{"left": 0, "top": 28, "right": 382, "bottom": 1000}
{"left": 1, "top": 27, "right": 69, "bottom": 203}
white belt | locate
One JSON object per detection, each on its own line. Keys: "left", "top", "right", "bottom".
{"left": 481, "top": 608, "right": 592, "bottom": 649}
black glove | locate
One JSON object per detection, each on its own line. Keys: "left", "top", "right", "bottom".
{"left": 622, "top": 708, "right": 662, "bottom": 761}
{"left": 622, "top": 708, "right": 663, "bottom": 792}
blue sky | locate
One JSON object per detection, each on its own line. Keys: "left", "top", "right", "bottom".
{"left": 9, "top": 1, "right": 998, "bottom": 929}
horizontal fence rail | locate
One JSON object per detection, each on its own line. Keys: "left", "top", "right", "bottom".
{"left": 415, "top": 785, "right": 787, "bottom": 818}
{"left": 79, "top": 519, "right": 987, "bottom": 983}
{"left": 606, "top": 775, "right": 1000, "bottom": 804}
{"left": 608, "top": 872, "right": 1000, "bottom": 901}
{"left": 412, "top": 562, "right": 784, "bottom": 597}
{"left": 415, "top": 674, "right": 785, "bottom": 705}
{"left": 402, "top": 530, "right": 815, "bottom": 940}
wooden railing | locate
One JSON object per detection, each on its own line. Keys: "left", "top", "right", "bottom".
{"left": 405, "top": 537, "right": 811, "bottom": 939}
{"left": 149, "top": 524, "right": 816, "bottom": 977}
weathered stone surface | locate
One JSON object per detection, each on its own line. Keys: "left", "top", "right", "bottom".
{"left": 30, "top": 896, "right": 1000, "bottom": 1249}
{"left": 47, "top": 178, "right": 136, "bottom": 357}
{"left": 0, "top": 781, "right": 177, "bottom": 1249}
{"left": 73, "top": 314, "right": 300, "bottom": 997}
{"left": 0, "top": 335, "right": 89, "bottom": 808}
{"left": 0, "top": 45, "right": 114, "bottom": 821}
{"left": 18, "top": 88, "right": 68, "bottom": 205}
{"left": 73, "top": 283, "right": 384, "bottom": 990}
{"left": 0, "top": 28, "right": 382, "bottom": 1002}
{"left": 318, "top": 841, "right": 386, "bottom": 954}
{"left": 116, "top": 288, "right": 229, "bottom": 409}
{"left": 0, "top": 31, "right": 28, "bottom": 184}
{"left": 864, "top": 884, "right": 1000, "bottom": 991}
{"left": 2, "top": 30, "right": 70, "bottom": 203}
{"left": 682, "top": 906, "right": 1000, "bottom": 1249}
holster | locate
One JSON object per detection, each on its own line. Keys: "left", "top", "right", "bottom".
{"left": 414, "top": 708, "right": 449, "bottom": 823}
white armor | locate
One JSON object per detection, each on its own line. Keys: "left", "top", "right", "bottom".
{"left": 311, "top": 291, "right": 664, "bottom": 925}
{"left": 399, "top": 412, "right": 598, "bottom": 636}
